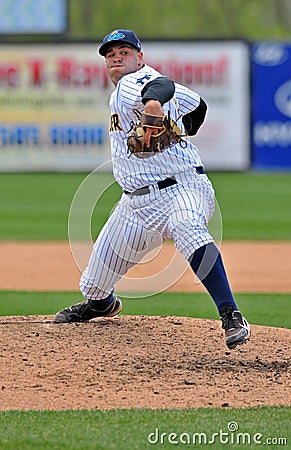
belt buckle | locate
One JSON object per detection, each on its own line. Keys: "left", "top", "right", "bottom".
{"left": 137, "top": 186, "right": 150, "bottom": 195}
{"left": 126, "top": 186, "right": 150, "bottom": 196}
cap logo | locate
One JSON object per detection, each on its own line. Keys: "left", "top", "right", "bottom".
{"left": 107, "top": 31, "right": 125, "bottom": 42}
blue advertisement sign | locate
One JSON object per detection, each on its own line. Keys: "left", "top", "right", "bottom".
{"left": 251, "top": 42, "right": 291, "bottom": 169}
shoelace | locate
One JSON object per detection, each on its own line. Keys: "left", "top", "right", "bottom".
{"left": 67, "top": 302, "right": 89, "bottom": 315}
{"left": 221, "top": 312, "right": 236, "bottom": 331}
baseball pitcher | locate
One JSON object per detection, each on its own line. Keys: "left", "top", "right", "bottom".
{"left": 55, "top": 29, "right": 251, "bottom": 350}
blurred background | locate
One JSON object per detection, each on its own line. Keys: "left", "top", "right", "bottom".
{"left": 0, "top": 0, "right": 290, "bottom": 172}
{"left": 1, "top": 0, "right": 291, "bottom": 41}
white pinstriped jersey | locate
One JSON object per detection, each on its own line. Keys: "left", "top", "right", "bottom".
{"left": 109, "top": 64, "right": 204, "bottom": 191}
{"left": 79, "top": 63, "right": 215, "bottom": 300}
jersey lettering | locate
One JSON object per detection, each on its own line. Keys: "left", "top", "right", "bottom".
{"left": 110, "top": 113, "right": 123, "bottom": 132}
{"left": 136, "top": 74, "right": 152, "bottom": 85}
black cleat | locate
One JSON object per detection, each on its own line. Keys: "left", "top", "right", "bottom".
{"left": 54, "top": 295, "right": 122, "bottom": 323}
{"left": 220, "top": 305, "right": 251, "bottom": 349}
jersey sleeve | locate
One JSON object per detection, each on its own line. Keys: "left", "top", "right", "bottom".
{"left": 141, "top": 77, "right": 175, "bottom": 105}
{"left": 174, "top": 83, "right": 207, "bottom": 135}
{"left": 174, "top": 83, "right": 202, "bottom": 115}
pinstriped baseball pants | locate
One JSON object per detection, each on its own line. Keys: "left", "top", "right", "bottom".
{"left": 79, "top": 171, "right": 215, "bottom": 300}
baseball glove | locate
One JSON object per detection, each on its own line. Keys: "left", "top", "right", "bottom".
{"left": 127, "top": 112, "right": 185, "bottom": 159}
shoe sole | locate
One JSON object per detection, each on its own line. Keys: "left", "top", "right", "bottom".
{"left": 227, "top": 336, "right": 250, "bottom": 350}
{"left": 106, "top": 299, "right": 123, "bottom": 317}
{"left": 226, "top": 326, "right": 251, "bottom": 350}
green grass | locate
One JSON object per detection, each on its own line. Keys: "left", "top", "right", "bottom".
{"left": 0, "top": 173, "right": 120, "bottom": 240}
{"left": 207, "top": 172, "right": 291, "bottom": 240}
{"left": 0, "top": 407, "right": 289, "bottom": 449}
{"left": 1, "top": 172, "right": 290, "bottom": 240}
{"left": 0, "top": 291, "right": 290, "bottom": 329}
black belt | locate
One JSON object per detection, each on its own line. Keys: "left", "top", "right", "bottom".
{"left": 124, "top": 166, "right": 205, "bottom": 196}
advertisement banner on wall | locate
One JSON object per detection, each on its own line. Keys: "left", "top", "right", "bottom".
{"left": 0, "top": 41, "right": 250, "bottom": 171}
{"left": 252, "top": 42, "right": 291, "bottom": 169}
{"left": 0, "top": 44, "right": 111, "bottom": 171}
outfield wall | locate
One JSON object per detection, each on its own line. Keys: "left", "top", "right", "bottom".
{"left": 0, "top": 41, "right": 250, "bottom": 171}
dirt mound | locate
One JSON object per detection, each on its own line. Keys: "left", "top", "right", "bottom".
{"left": 0, "top": 315, "right": 290, "bottom": 411}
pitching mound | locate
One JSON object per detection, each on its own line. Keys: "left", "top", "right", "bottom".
{"left": 0, "top": 315, "right": 290, "bottom": 411}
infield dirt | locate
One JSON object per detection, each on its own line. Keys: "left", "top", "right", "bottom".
{"left": 0, "top": 241, "right": 290, "bottom": 410}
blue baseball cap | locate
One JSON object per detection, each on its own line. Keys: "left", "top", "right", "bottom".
{"left": 99, "top": 29, "right": 142, "bottom": 56}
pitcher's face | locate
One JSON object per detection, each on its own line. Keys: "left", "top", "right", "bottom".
{"left": 105, "top": 44, "right": 143, "bottom": 85}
